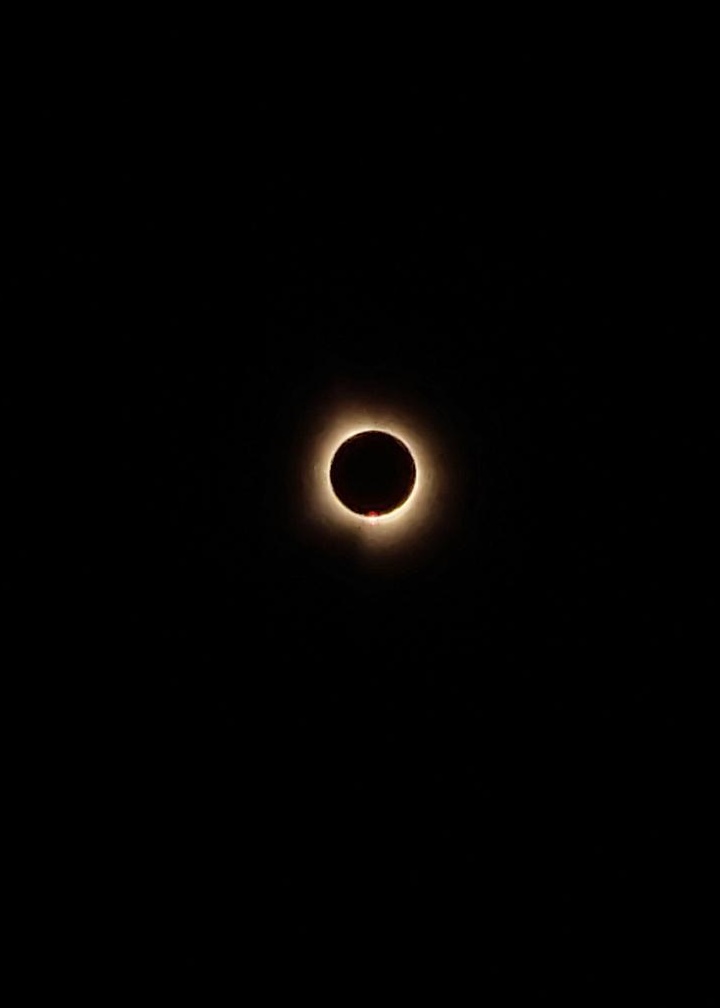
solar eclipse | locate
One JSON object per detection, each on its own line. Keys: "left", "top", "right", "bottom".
{"left": 292, "top": 385, "right": 464, "bottom": 570}
{"left": 329, "top": 430, "right": 417, "bottom": 518}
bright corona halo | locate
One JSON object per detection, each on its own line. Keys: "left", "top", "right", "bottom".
{"left": 323, "top": 425, "right": 423, "bottom": 529}
{"left": 329, "top": 429, "right": 417, "bottom": 520}
{"left": 298, "top": 391, "right": 446, "bottom": 557}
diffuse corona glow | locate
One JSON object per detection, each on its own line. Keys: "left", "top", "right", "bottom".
{"left": 297, "top": 390, "right": 456, "bottom": 559}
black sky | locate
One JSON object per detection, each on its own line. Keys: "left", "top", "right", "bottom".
{"left": 15, "top": 74, "right": 715, "bottom": 989}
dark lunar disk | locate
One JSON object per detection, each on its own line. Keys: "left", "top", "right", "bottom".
{"left": 330, "top": 430, "right": 416, "bottom": 516}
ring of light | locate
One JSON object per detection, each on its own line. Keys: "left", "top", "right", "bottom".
{"left": 322, "top": 425, "right": 423, "bottom": 527}
{"left": 326, "top": 429, "right": 415, "bottom": 520}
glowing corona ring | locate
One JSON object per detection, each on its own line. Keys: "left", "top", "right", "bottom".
{"left": 298, "top": 391, "right": 455, "bottom": 560}
{"left": 328, "top": 427, "right": 417, "bottom": 520}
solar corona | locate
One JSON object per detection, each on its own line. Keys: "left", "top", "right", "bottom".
{"left": 298, "top": 392, "right": 455, "bottom": 560}
{"left": 329, "top": 430, "right": 417, "bottom": 519}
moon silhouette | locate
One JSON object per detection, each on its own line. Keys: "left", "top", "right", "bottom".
{"left": 330, "top": 430, "right": 417, "bottom": 517}
{"left": 295, "top": 389, "right": 460, "bottom": 566}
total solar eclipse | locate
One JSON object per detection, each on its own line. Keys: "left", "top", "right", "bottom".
{"left": 330, "top": 430, "right": 417, "bottom": 517}
{"left": 297, "top": 390, "right": 458, "bottom": 563}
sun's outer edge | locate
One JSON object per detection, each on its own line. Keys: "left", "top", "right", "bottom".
{"left": 327, "top": 429, "right": 419, "bottom": 523}
{"left": 309, "top": 407, "right": 436, "bottom": 548}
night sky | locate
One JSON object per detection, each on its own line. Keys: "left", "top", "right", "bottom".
{"left": 18, "top": 76, "right": 714, "bottom": 991}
